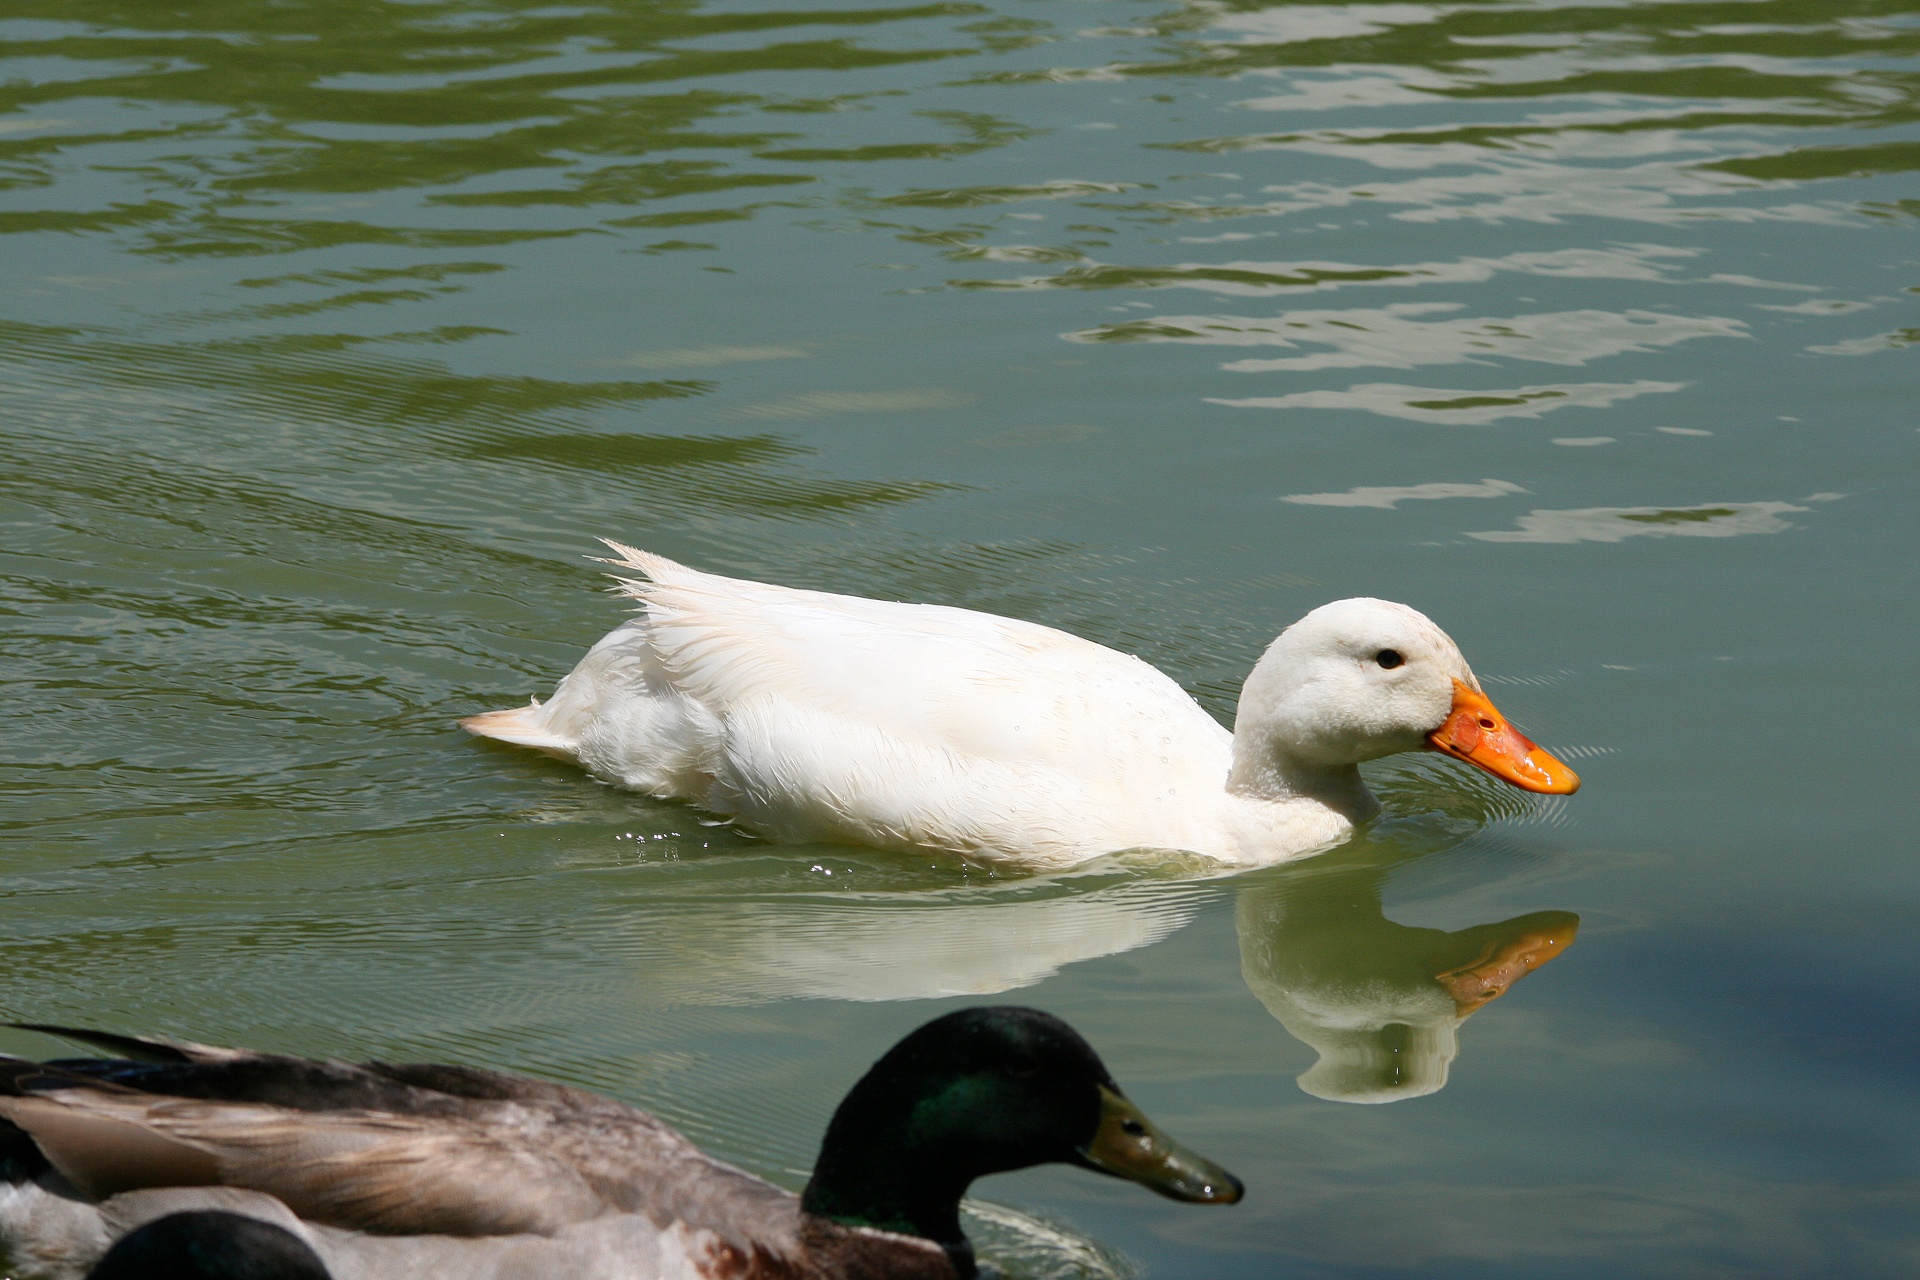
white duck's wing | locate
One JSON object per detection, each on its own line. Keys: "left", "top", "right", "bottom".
{"left": 466, "top": 545, "right": 1232, "bottom": 859}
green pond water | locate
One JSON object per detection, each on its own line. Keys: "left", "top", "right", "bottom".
{"left": 2, "top": 0, "right": 1918, "bottom": 1274}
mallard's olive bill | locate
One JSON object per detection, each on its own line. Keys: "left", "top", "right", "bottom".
{"left": 1077, "top": 1085, "right": 1243, "bottom": 1204}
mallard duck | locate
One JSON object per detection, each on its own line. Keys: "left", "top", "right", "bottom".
{"left": 85, "top": 1212, "right": 331, "bottom": 1280}
{"left": 0, "top": 1007, "right": 1240, "bottom": 1280}
{"left": 464, "top": 543, "right": 1580, "bottom": 868}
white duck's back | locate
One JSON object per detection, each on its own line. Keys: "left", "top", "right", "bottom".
{"left": 464, "top": 544, "right": 1234, "bottom": 867}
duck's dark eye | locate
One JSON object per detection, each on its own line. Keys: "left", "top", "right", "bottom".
{"left": 1121, "top": 1119, "right": 1147, "bottom": 1136}
{"left": 1375, "top": 649, "right": 1405, "bottom": 669}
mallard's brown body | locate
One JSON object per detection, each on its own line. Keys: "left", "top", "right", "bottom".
{"left": 0, "top": 1030, "right": 962, "bottom": 1280}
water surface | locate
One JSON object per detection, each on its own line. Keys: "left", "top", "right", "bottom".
{"left": 3, "top": 0, "right": 1918, "bottom": 1275}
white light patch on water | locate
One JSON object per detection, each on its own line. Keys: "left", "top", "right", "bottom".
{"left": 1467, "top": 501, "right": 1811, "bottom": 543}
{"left": 1047, "top": 244, "right": 1702, "bottom": 302}
{"left": 1208, "top": 4, "right": 1446, "bottom": 46}
{"left": 720, "top": 388, "right": 974, "bottom": 420}
{"left": 616, "top": 344, "right": 810, "bottom": 369}
{"left": 1703, "top": 273, "right": 1822, "bottom": 292}
{"left": 1755, "top": 298, "right": 1873, "bottom": 314}
{"left": 1186, "top": 305, "right": 1746, "bottom": 371}
{"left": 0, "top": 115, "right": 68, "bottom": 134}
{"left": 948, "top": 244, "right": 1088, "bottom": 263}
{"left": 1498, "top": 245, "right": 1703, "bottom": 279}
{"left": 1551, "top": 437, "right": 1615, "bottom": 446}
{"left": 1210, "top": 379, "right": 1684, "bottom": 424}
{"left": 1806, "top": 329, "right": 1920, "bottom": 356}
{"left": 1249, "top": 153, "right": 1858, "bottom": 226}
{"left": 1283, "top": 478, "right": 1526, "bottom": 507}
{"left": 972, "top": 424, "right": 1102, "bottom": 447}
{"left": 1236, "top": 71, "right": 1451, "bottom": 112}
{"left": 1657, "top": 426, "right": 1713, "bottom": 435}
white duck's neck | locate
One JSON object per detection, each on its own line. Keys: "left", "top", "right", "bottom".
{"left": 1220, "top": 631, "right": 1387, "bottom": 841}
{"left": 1225, "top": 745, "right": 1380, "bottom": 824}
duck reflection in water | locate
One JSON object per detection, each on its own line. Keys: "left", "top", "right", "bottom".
{"left": 1237, "top": 856, "right": 1577, "bottom": 1103}
{"left": 629, "top": 874, "right": 1205, "bottom": 1004}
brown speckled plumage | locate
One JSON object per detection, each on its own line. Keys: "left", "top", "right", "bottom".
{"left": 0, "top": 1027, "right": 959, "bottom": 1280}
{"left": 1, "top": 1009, "right": 1239, "bottom": 1280}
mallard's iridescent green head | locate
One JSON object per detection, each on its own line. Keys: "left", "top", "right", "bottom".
{"left": 801, "top": 1007, "right": 1240, "bottom": 1266}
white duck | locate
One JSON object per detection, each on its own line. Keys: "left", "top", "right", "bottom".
{"left": 463, "top": 543, "right": 1578, "bottom": 869}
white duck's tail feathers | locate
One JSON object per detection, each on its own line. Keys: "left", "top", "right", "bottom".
{"left": 458, "top": 702, "right": 580, "bottom": 758}
{"left": 592, "top": 540, "right": 702, "bottom": 600}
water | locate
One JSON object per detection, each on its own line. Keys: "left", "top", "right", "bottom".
{"left": 2, "top": 0, "right": 1917, "bottom": 1274}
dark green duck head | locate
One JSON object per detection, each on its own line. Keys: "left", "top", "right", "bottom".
{"left": 801, "top": 1007, "right": 1241, "bottom": 1268}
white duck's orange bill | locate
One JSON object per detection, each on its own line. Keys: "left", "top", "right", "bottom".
{"left": 1426, "top": 679, "right": 1580, "bottom": 795}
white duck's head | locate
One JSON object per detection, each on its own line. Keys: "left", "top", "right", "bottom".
{"left": 1230, "top": 598, "right": 1578, "bottom": 798}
